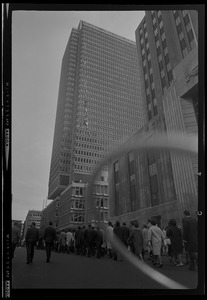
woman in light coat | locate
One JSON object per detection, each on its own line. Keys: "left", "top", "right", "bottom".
{"left": 148, "top": 218, "right": 165, "bottom": 268}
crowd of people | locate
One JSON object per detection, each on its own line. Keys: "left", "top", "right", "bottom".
{"left": 12, "top": 210, "right": 198, "bottom": 271}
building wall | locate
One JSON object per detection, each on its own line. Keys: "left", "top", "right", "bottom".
{"left": 162, "top": 46, "right": 198, "bottom": 218}
{"left": 108, "top": 115, "right": 178, "bottom": 227}
{"left": 108, "top": 10, "right": 198, "bottom": 227}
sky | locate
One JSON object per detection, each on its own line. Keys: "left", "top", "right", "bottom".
{"left": 11, "top": 8, "right": 145, "bottom": 222}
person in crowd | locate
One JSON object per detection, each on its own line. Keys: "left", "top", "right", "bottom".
{"left": 43, "top": 221, "right": 57, "bottom": 263}
{"left": 66, "top": 229, "right": 73, "bottom": 254}
{"left": 12, "top": 222, "right": 21, "bottom": 259}
{"left": 128, "top": 221, "right": 135, "bottom": 254}
{"left": 75, "top": 226, "right": 83, "bottom": 255}
{"left": 25, "top": 222, "right": 39, "bottom": 264}
{"left": 142, "top": 224, "right": 151, "bottom": 261}
{"left": 113, "top": 220, "right": 123, "bottom": 261}
{"left": 166, "top": 219, "right": 184, "bottom": 267}
{"left": 121, "top": 222, "right": 130, "bottom": 249}
{"left": 182, "top": 210, "right": 198, "bottom": 271}
{"left": 128, "top": 221, "right": 144, "bottom": 261}
{"left": 84, "top": 224, "right": 94, "bottom": 257}
{"left": 148, "top": 218, "right": 164, "bottom": 268}
{"left": 161, "top": 226, "right": 167, "bottom": 255}
{"left": 105, "top": 221, "right": 113, "bottom": 258}
{"left": 81, "top": 226, "right": 87, "bottom": 256}
{"left": 59, "top": 230, "right": 66, "bottom": 253}
{"left": 91, "top": 226, "right": 97, "bottom": 256}
{"left": 54, "top": 231, "right": 60, "bottom": 252}
{"left": 95, "top": 226, "right": 104, "bottom": 258}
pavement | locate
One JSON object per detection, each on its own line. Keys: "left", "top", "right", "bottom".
{"left": 11, "top": 247, "right": 199, "bottom": 296}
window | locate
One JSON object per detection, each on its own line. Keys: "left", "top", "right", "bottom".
{"left": 161, "top": 76, "right": 166, "bottom": 89}
{"left": 180, "top": 38, "right": 187, "bottom": 50}
{"left": 148, "top": 110, "right": 152, "bottom": 120}
{"left": 114, "top": 161, "right": 119, "bottom": 183}
{"left": 157, "top": 46, "right": 161, "bottom": 55}
{"left": 177, "top": 23, "right": 182, "bottom": 34}
{"left": 130, "top": 177, "right": 137, "bottom": 211}
{"left": 147, "top": 150, "right": 155, "bottom": 165}
{"left": 128, "top": 152, "right": 135, "bottom": 176}
{"left": 167, "top": 69, "right": 173, "bottom": 83}
{"left": 150, "top": 175, "right": 159, "bottom": 206}
{"left": 187, "top": 29, "right": 194, "bottom": 43}
{"left": 153, "top": 105, "right": 158, "bottom": 115}
{"left": 162, "top": 38, "right": 167, "bottom": 49}
{"left": 183, "top": 12, "right": 190, "bottom": 26}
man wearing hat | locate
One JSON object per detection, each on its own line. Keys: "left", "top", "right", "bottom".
{"left": 25, "top": 222, "right": 39, "bottom": 264}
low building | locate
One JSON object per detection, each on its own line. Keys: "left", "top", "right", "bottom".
{"left": 40, "top": 197, "right": 59, "bottom": 237}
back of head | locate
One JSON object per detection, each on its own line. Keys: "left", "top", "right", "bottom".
{"left": 115, "top": 220, "right": 120, "bottom": 227}
{"left": 123, "top": 222, "right": 126, "bottom": 226}
{"left": 169, "top": 219, "right": 177, "bottom": 227}
{"left": 148, "top": 218, "right": 156, "bottom": 226}
{"left": 134, "top": 221, "right": 139, "bottom": 228}
{"left": 32, "top": 222, "right": 36, "bottom": 227}
{"left": 184, "top": 210, "right": 190, "bottom": 216}
{"left": 108, "top": 221, "right": 112, "bottom": 226}
{"left": 49, "top": 221, "right": 53, "bottom": 226}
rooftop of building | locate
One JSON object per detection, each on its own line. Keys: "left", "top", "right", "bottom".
{"left": 78, "top": 20, "right": 137, "bottom": 45}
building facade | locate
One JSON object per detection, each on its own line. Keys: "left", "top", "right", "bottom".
{"left": 47, "top": 21, "right": 146, "bottom": 230}
{"left": 22, "top": 210, "right": 42, "bottom": 240}
{"left": 108, "top": 10, "right": 198, "bottom": 227}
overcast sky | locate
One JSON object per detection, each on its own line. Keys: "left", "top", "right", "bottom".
{"left": 11, "top": 9, "right": 145, "bottom": 222}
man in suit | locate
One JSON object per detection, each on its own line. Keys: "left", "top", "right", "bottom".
{"left": 25, "top": 222, "right": 39, "bottom": 264}
{"left": 44, "top": 221, "right": 57, "bottom": 263}
{"left": 182, "top": 210, "right": 198, "bottom": 271}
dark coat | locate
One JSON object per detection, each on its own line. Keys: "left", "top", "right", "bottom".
{"left": 166, "top": 225, "right": 183, "bottom": 255}
{"left": 113, "top": 225, "right": 123, "bottom": 242}
{"left": 26, "top": 227, "right": 39, "bottom": 244}
{"left": 95, "top": 230, "right": 103, "bottom": 246}
{"left": 121, "top": 225, "right": 130, "bottom": 245}
{"left": 44, "top": 226, "right": 57, "bottom": 244}
{"left": 75, "top": 229, "right": 83, "bottom": 247}
{"left": 182, "top": 216, "right": 197, "bottom": 252}
{"left": 84, "top": 227, "right": 94, "bottom": 246}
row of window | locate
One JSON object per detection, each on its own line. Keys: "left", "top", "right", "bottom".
{"left": 173, "top": 10, "right": 197, "bottom": 58}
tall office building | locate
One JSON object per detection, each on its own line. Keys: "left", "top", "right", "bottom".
{"left": 108, "top": 10, "right": 198, "bottom": 227}
{"left": 47, "top": 21, "right": 146, "bottom": 230}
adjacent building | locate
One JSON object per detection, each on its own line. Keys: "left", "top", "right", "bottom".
{"left": 108, "top": 10, "right": 198, "bottom": 227}
{"left": 40, "top": 198, "right": 60, "bottom": 236}
{"left": 46, "top": 21, "right": 146, "bottom": 230}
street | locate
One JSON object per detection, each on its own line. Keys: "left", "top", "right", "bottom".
{"left": 11, "top": 247, "right": 199, "bottom": 296}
